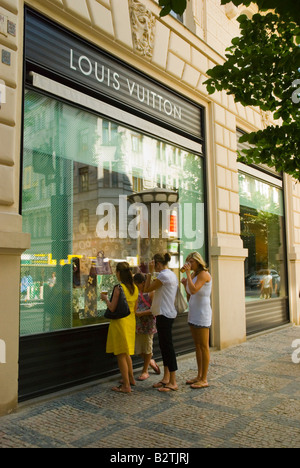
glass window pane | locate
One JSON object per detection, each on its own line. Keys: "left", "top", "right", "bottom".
{"left": 20, "top": 90, "right": 205, "bottom": 335}
{"left": 239, "top": 173, "right": 287, "bottom": 302}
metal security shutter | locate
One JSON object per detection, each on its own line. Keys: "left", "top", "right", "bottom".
{"left": 246, "top": 298, "right": 289, "bottom": 335}
{"left": 19, "top": 314, "right": 194, "bottom": 401}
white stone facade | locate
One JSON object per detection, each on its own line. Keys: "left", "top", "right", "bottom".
{"left": 0, "top": 0, "right": 299, "bottom": 415}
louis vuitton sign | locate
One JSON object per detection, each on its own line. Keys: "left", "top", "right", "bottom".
{"left": 69, "top": 49, "right": 183, "bottom": 121}
{"left": 25, "top": 9, "right": 202, "bottom": 139}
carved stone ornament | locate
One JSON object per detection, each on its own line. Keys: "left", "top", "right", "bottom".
{"left": 260, "top": 109, "right": 273, "bottom": 129}
{"left": 225, "top": 2, "right": 239, "bottom": 20}
{"left": 129, "top": 0, "right": 156, "bottom": 58}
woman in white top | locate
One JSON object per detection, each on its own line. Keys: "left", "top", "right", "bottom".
{"left": 181, "top": 252, "right": 212, "bottom": 390}
{"left": 144, "top": 253, "right": 178, "bottom": 392}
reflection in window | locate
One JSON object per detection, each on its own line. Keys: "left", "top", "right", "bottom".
{"left": 79, "top": 167, "right": 89, "bottom": 192}
{"left": 79, "top": 209, "right": 89, "bottom": 232}
{"left": 239, "top": 173, "right": 286, "bottom": 302}
{"left": 103, "top": 168, "right": 110, "bottom": 188}
{"left": 132, "top": 176, "right": 143, "bottom": 193}
{"left": 20, "top": 90, "right": 205, "bottom": 335}
{"left": 170, "top": 10, "right": 183, "bottom": 23}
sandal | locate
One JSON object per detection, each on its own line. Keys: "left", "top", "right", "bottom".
{"left": 150, "top": 361, "right": 161, "bottom": 375}
{"left": 158, "top": 385, "right": 179, "bottom": 393}
{"left": 153, "top": 381, "right": 167, "bottom": 389}
{"left": 119, "top": 380, "right": 136, "bottom": 386}
{"left": 112, "top": 385, "right": 132, "bottom": 394}
{"left": 190, "top": 382, "right": 209, "bottom": 390}
{"left": 186, "top": 378, "right": 200, "bottom": 385}
{"left": 138, "top": 373, "right": 150, "bottom": 381}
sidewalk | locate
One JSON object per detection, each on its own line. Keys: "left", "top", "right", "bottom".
{"left": 0, "top": 326, "right": 299, "bottom": 448}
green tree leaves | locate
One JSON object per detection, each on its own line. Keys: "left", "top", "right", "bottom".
{"left": 205, "top": 12, "right": 300, "bottom": 180}
{"left": 158, "top": 0, "right": 300, "bottom": 179}
{"left": 220, "top": 0, "right": 300, "bottom": 26}
{"left": 159, "top": 0, "right": 187, "bottom": 17}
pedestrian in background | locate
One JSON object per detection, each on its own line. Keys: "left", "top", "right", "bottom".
{"left": 260, "top": 270, "right": 273, "bottom": 299}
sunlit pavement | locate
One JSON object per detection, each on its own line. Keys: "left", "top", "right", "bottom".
{"left": 0, "top": 326, "right": 299, "bottom": 448}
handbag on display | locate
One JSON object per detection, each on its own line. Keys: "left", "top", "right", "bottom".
{"left": 104, "top": 285, "right": 130, "bottom": 320}
{"left": 96, "top": 250, "right": 112, "bottom": 275}
{"left": 174, "top": 286, "right": 188, "bottom": 314}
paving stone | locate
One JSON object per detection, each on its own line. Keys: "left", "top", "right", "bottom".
{"left": 0, "top": 326, "right": 299, "bottom": 448}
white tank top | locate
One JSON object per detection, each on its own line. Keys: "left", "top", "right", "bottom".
{"left": 187, "top": 276, "right": 212, "bottom": 327}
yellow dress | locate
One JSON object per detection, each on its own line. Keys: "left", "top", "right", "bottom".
{"left": 106, "top": 283, "right": 139, "bottom": 356}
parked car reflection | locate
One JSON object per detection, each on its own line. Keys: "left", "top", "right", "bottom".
{"left": 246, "top": 269, "right": 281, "bottom": 296}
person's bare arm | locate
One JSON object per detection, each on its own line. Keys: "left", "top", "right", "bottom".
{"left": 136, "top": 309, "right": 153, "bottom": 317}
{"left": 144, "top": 276, "right": 163, "bottom": 293}
{"left": 101, "top": 286, "right": 120, "bottom": 312}
{"left": 186, "top": 269, "right": 211, "bottom": 295}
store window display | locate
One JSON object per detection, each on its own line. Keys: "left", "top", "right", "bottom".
{"left": 20, "top": 90, "right": 205, "bottom": 335}
{"left": 239, "top": 172, "right": 287, "bottom": 302}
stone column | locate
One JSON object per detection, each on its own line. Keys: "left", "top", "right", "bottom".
{"left": 284, "top": 174, "right": 300, "bottom": 327}
{"left": 0, "top": 0, "right": 30, "bottom": 416}
{"left": 208, "top": 103, "right": 248, "bottom": 349}
{"left": 210, "top": 238, "right": 248, "bottom": 349}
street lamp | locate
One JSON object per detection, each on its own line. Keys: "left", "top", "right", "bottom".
{"left": 128, "top": 188, "right": 180, "bottom": 267}
{"left": 128, "top": 187, "right": 179, "bottom": 204}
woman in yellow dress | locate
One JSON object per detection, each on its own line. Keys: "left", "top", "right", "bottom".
{"left": 101, "top": 262, "right": 139, "bottom": 393}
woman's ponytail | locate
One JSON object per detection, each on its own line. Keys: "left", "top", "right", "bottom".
{"left": 116, "top": 262, "right": 135, "bottom": 295}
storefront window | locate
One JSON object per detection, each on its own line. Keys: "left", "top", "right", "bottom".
{"left": 239, "top": 172, "right": 287, "bottom": 302}
{"left": 20, "top": 90, "right": 205, "bottom": 336}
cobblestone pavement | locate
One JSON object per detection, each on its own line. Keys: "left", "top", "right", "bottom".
{"left": 0, "top": 326, "right": 300, "bottom": 449}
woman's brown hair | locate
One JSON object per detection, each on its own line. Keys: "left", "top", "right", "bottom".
{"left": 153, "top": 252, "right": 171, "bottom": 266}
{"left": 133, "top": 273, "right": 146, "bottom": 284}
{"left": 116, "top": 262, "right": 135, "bottom": 295}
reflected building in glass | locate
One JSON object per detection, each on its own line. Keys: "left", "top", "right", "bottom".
{"left": 21, "top": 91, "right": 205, "bottom": 334}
